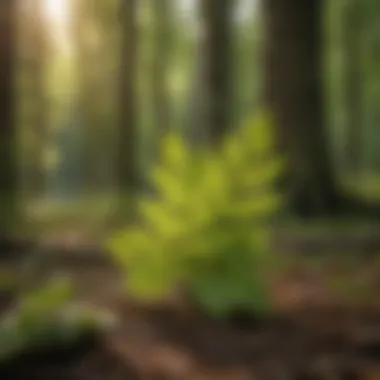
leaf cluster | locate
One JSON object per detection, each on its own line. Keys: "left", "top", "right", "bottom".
{"left": 0, "top": 277, "right": 107, "bottom": 362}
{"left": 108, "top": 114, "right": 284, "bottom": 316}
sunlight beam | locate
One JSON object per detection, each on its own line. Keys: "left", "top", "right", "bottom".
{"left": 43, "top": 0, "right": 70, "bottom": 26}
{"left": 42, "top": 0, "right": 71, "bottom": 52}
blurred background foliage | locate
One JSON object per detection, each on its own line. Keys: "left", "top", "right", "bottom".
{"left": 5, "top": 0, "right": 380, "bottom": 236}
{"left": 15, "top": 0, "right": 262, "bottom": 235}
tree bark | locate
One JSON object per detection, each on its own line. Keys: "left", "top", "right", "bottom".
{"left": 200, "top": 0, "right": 234, "bottom": 144}
{"left": 186, "top": 39, "right": 209, "bottom": 146}
{"left": 262, "top": 0, "right": 340, "bottom": 217}
{"left": 118, "top": 0, "right": 138, "bottom": 193}
{"left": 75, "top": 0, "right": 101, "bottom": 194}
{"left": 151, "top": 0, "right": 172, "bottom": 139}
{"left": 28, "top": 0, "right": 49, "bottom": 195}
{"left": 74, "top": 0, "right": 118, "bottom": 195}
{"left": 0, "top": 0, "right": 17, "bottom": 236}
{"left": 343, "top": 0, "right": 364, "bottom": 176}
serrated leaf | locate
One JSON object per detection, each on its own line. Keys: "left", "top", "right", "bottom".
{"left": 140, "top": 200, "right": 185, "bottom": 238}
{"left": 237, "top": 113, "right": 276, "bottom": 157}
{"left": 151, "top": 166, "right": 187, "bottom": 204}
{"left": 126, "top": 255, "right": 178, "bottom": 300}
{"left": 239, "top": 158, "right": 285, "bottom": 189}
{"left": 108, "top": 228, "right": 151, "bottom": 265}
{"left": 223, "top": 193, "right": 280, "bottom": 221}
{"left": 160, "top": 134, "right": 190, "bottom": 170}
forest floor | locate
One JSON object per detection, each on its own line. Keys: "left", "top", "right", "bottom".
{"left": 2, "top": 300, "right": 380, "bottom": 380}
{"left": 1, "top": 230, "right": 380, "bottom": 380}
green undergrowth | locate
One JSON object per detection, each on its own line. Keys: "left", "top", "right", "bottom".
{"left": 0, "top": 276, "right": 115, "bottom": 362}
{"left": 23, "top": 194, "right": 118, "bottom": 238}
{"left": 344, "top": 174, "right": 380, "bottom": 202}
{"left": 0, "top": 195, "right": 23, "bottom": 239}
{"left": 108, "top": 114, "right": 285, "bottom": 317}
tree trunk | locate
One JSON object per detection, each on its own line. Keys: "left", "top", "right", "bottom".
{"left": 151, "top": 0, "right": 172, "bottom": 140}
{"left": 0, "top": 0, "right": 18, "bottom": 237}
{"left": 75, "top": 0, "right": 101, "bottom": 194}
{"left": 366, "top": 11, "right": 380, "bottom": 173}
{"left": 343, "top": 0, "right": 364, "bottom": 176}
{"left": 262, "top": 0, "right": 340, "bottom": 217}
{"left": 28, "top": 0, "right": 49, "bottom": 195}
{"left": 186, "top": 39, "right": 209, "bottom": 146}
{"left": 200, "top": 0, "right": 234, "bottom": 144}
{"left": 118, "top": 0, "right": 138, "bottom": 194}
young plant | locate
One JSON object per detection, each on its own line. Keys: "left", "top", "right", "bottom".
{"left": 108, "top": 114, "right": 284, "bottom": 317}
{"left": 0, "top": 277, "right": 113, "bottom": 362}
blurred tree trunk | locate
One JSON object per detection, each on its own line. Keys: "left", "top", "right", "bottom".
{"left": 118, "top": 0, "right": 138, "bottom": 194}
{"left": 186, "top": 39, "right": 209, "bottom": 146}
{"left": 76, "top": 0, "right": 119, "bottom": 195}
{"left": 262, "top": 0, "right": 340, "bottom": 217}
{"left": 200, "top": 0, "right": 234, "bottom": 144}
{"left": 75, "top": 0, "right": 99, "bottom": 194}
{"left": 151, "top": 0, "right": 172, "bottom": 140}
{"left": 0, "top": 0, "right": 18, "bottom": 238}
{"left": 342, "top": 0, "right": 363, "bottom": 176}
{"left": 365, "top": 4, "right": 380, "bottom": 172}
{"left": 27, "top": 0, "right": 49, "bottom": 195}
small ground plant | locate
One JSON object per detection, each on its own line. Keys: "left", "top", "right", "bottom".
{"left": 0, "top": 277, "right": 112, "bottom": 362}
{"left": 108, "top": 114, "right": 284, "bottom": 317}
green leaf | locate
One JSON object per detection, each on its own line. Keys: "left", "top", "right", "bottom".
{"left": 160, "top": 134, "right": 190, "bottom": 170}
{"left": 107, "top": 112, "right": 283, "bottom": 317}
{"left": 151, "top": 166, "right": 187, "bottom": 204}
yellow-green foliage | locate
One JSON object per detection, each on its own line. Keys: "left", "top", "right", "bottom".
{"left": 0, "top": 277, "right": 73, "bottom": 360}
{"left": 0, "top": 277, "right": 111, "bottom": 361}
{"left": 108, "top": 114, "right": 284, "bottom": 316}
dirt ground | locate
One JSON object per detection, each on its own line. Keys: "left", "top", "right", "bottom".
{"left": 1, "top": 301, "right": 380, "bottom": 380}
{"left": 1, "top": 237, "right": 380, "bottom": 380}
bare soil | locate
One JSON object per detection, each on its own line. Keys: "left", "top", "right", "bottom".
{"left": 1, "top": 234, "right": 380, "bottom": 380}
{"left": 1, "top": 301, "right": 380, "bottom": 380}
